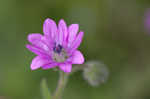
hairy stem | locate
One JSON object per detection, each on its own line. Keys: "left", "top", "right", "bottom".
{"left": 53, "top": 71, "right": 69, "bottom": 99}
{"left": 52, "top": 64, "right": 87, "bottom": 99}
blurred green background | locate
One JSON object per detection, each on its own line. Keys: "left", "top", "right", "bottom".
{"left": 0, "top": 0, "right": 150, "bottom": 99}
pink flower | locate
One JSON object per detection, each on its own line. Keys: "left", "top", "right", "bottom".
{"left": 26, "top": 18, "right": 84, "bottom": 73}
{"left": 145, "top": 8, "right": 150, "bottom": 33}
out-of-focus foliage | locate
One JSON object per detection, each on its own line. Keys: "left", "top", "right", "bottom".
{"left": 41, "top": 79, "right": 52, "bottom": 99}
{"left": 0, "top": 0, "right": 150, "bottom": 99}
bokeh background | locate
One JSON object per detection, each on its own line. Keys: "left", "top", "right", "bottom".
{"left": 0, "top": 0, "right": 150, "bottom": 99}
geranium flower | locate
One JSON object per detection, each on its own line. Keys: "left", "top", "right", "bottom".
{"left": 145, "top": 8, "right": 150, "bottom": 33}
{"left": 26, "top": 18, "right": 84, "bottom": 73}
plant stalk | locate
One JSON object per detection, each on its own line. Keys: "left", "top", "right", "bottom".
{"left": 53, "top": 71, "right": 69, "bottom": 99}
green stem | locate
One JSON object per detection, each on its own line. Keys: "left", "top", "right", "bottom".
{"left": 53, "top": 71, "right": 69, "bottom": 99}
{"left": 52, "top": 64, "right": 87, "bottom": 99}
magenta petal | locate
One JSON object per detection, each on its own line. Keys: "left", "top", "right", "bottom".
{"left": 42, "top": 63, "right": 58, "bottom": 69}
{"left": 26, "top": 44, "right": 48, "bottom": 56}
{"left": 68, "top": 24, "right": 79, "bottom": 47}
{"left": 43, "top": 18, "right": 57, "bottom": 40}
{"left": 28, "top": 33, "right": 50, "bottom": 52}
{"left": 71, "top": 50, "right": 84, "bottom": 64}
{"left": 59, "top": 64, "right": 72, "bottom": 73}
{"left": 58, "top": 19, "right": 68, "bottom": 45}
{"left": 70, "top": 31, "right": 84, "bottom": 53}
{"left": 31, "top": 56, "right": 51, "bottom": 70}
{"left": 28, "top": 33, "right": 43, "bottom": 43}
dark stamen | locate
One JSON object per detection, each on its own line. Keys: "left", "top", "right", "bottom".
{"left": 53, "top": 44, "right": 63, "bottom": 54}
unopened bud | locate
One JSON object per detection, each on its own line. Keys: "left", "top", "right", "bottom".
{"left": 83, "top": 61, "right": 109, "bottom": 87}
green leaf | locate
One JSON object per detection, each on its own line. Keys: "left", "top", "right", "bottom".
{"left": 41, "top": 78, "right": 52, "bottom": 99}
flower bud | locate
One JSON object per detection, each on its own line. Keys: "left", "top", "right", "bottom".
{"left": 83, "top": 61, "right": 109, "bottom": 87}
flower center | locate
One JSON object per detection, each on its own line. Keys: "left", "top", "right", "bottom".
{"left": 53, "top": 44, "right": 62, "bottom": 54}
{"left": 52, "top": 44, "right": 68, "bottom": 62}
